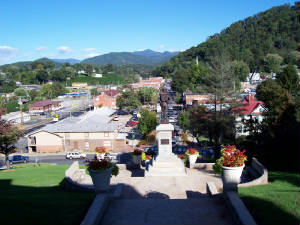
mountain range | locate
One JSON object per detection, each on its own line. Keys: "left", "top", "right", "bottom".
{"left": 80, "top": 49, "right": 179, "bottom": 65}
{"left": 0, "top": 49, "right": 179, "bottom": 68}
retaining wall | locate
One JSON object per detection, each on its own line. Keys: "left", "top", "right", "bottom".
{"left": 239, "top": 157, "right": 268, "bottom": 188}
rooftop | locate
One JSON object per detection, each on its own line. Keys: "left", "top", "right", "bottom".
{"left": 43, "top": 107, "right": 117, "bottom": 132}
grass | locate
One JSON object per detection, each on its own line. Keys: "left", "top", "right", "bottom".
{"left": 239, "top": 171, "right": 300, "bottom": 225}
{"left": 0, "top": 164, "right": 95, "bottom": 225}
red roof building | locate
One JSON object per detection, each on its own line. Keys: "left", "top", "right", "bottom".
{"left": 234, "top": 95, "right": 265, "bottom": 115}
{"left": 234, "top": 95, "right": 266, "bottom": 136}
{"left": 29, "top": 100, "right": 62, "bottom": 114}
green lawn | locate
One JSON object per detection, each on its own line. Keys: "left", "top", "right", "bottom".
{"left": 0, "top": 164, "right": 95, "bottom": 225}
{"left": 239, "top": 171, "right": 300, "bottom": 225}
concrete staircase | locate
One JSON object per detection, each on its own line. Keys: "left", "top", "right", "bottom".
{"left": 100, "top": 198, "right": 233, "bottom": 225}
{"left": 145, "top": 153, "right": 187, "bottom": 176}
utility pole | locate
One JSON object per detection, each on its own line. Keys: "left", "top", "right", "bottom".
{"left": 18, "top": 97, "right": 24, "bottom": 127}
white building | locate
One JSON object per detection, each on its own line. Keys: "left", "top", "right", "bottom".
{"left": 2, "top": 111, "right": 31, "bottom": 124}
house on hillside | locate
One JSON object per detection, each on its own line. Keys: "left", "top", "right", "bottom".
{"left": 29, "top": 100, "right": 62, "bottom": 114}
{"left": 233, "top": 95, "right": 266, "bottom": 136}
{"left": 27, "top": 107, "right": 126, "bottom": 153}
{"left": 93, "top": 90, "right": 121, "bottom": 109}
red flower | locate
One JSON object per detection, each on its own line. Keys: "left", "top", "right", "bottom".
{"left": 221, "top": 145, "right": 247, "bottom": 167}
{"left": 186, "top": 148, "right": 198, "bottom": 155}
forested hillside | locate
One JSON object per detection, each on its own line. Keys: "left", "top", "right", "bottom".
{"left": 154, "top": 2, "right": 300, "bottom": 77}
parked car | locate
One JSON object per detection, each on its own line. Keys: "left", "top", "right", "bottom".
{"left": 169, "top": 117, "right": 175, "bottom": 123}
{"left": 65, "top": 151, "right": 86, "bottom": 159}
{"left": 117, "top": 109, "right": 129, "bottom": 115}
{"left": 113, "top": 116, "right": 119, "bottom": 121}
{"left": 126, "top": 120, "right": 138, "bottom": 127}
{"left": 9, "top": 155, "right": 29, "bottom": 164}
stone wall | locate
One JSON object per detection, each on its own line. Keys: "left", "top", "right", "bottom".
{"left": 239, "top": 157, "right": 268, "bottom": 188}
{"left": 65, "top": 161, "right": 94, "bottom": 192}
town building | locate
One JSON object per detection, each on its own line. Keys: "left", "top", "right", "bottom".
{"left": 93, "top": 90, "right": 120, "bottom": 109}
{"left": 28, "top": 100, "right": 62, "bottom": 114}
{"left": 27, "top": 107, "right": 126, "bottom": 153}
{"left": 2, "top": 111, "right": 31, "bottom": 124}
{"left": 183, "top": 92, "right": 214, "bottom": 107}
{"left": 233, "top": 95, "right": 266, "bottom": 136}
{"left": 71, "top": 82, "right": 88, "bottom": 89}
{"left": 131, "top": 77, "right": 164, "bottom": 90}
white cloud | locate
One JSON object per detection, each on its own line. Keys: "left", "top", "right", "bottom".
{"left": 0, "top": 46, "right": 17, "bottom": 61}
{"left": 136, "top": 49, "right": 146, "bottom": 51}
{"left": 0, "top": 46, "right": 17, "bottom": 55}
{"left": 82, "top": 48, "right": 97, "bottom": 52}
{"left": 36, "top": 46, "right": 48, "bottom": 51}
{"left": 57, "top": 46, "right": 73, "bottom": 54}
{"left": 159, "top": 45, "right": 165, "bottom": 49}
{"left": 85, "top": 53, "right": 99, "bottom": 58}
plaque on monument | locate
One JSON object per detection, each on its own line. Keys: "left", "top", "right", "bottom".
{"left": 161, "top": 139, "right": 169, "bottom": 145}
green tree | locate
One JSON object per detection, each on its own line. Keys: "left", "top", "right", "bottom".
{"left": 0, "top": 112, "right": 24, "bottom": 169}
{"left": 13, "top": 88, "right": 27, "bottom": 97}
{"left": 137, "top": 109, "right": 157, "bottom": 136}
{"left": 229, "top": 60, "right": 250, "bottom": 82}
{"left": 171, "top": 68, "right": 190, "bottom": 94}
{"left": 90, "top": 88, "right": 99, "bottom": 96}
{"left": 51, "top": 69, "right": 66, "bottom": 82}
{"left": 178, "top": 110, "right": 190, "bottom": 132}
{"left": 277, "top": 64, "right": 300, "bottom": 97}
{"left": 85, "top": 64, "right": 94, "bottom": 76}
{"left": 189, "top": 62, "right": 209, "bottom": 90}
{"left": 41, "top": 83, "right": 67, "bottom": 99}
{"left": 138, "top": 87, "right": 158, "bottom": 105}
{"left": 116, "top": 90, "right": 141, "bottom": 110}
{"left": 264, "top": 53, "right": 283, "bottom": 73}
{"left": 36, "top": 69, "right": 49, "bottom": 83}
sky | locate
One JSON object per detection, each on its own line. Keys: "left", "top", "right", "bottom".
{"left": 0, "top": 0, "right": 296, "bottom": 65}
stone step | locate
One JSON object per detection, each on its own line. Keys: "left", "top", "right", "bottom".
{"left": 148, "top": 166, "right": 186, "bottom": 174}
{"left": 152, "top": 161, "right": 183, "bottom": 168}
{"left": 100, "top": 198, "right": 234, "bottom": 225}
{"left": 145, "top": 170, "right": 187, "bottom": 176}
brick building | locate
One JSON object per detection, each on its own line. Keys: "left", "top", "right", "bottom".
{"left": 93, "top": 90, "right": 120, "bottom": 109}
{"left": 29, "top": 100, "right": 62, "bottom": 114}
{"left": 131, "top": 77, "right": 164, "bottom": 90}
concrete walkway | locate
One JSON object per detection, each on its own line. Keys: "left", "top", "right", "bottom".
{"left": 97, "top": 165, "right": 234, "bottom": 225}
{"left": 108, "top": 165, "right": 223, "bottom": 199}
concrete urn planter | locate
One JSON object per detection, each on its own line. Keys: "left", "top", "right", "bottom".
{"left": 188, "top": 154, "right": 198, "bottom": 165}
{"left": 222, "top": 165, "right": 244, "bottom": 192}
{"left": 132, "top": 155, "right": 141, "bottom": 165}
{"left": 89, "top": 167, "right": 112, "bottom": 192}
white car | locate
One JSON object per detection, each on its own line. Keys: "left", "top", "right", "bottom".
{"left": 113, "top": 116, "right": 119, "bottom": 121}
{"left": 66, "top": 151, "right": 86, "bottom": 159}
{"left": 169, "top": 117, "right": 175, "bottom": 123}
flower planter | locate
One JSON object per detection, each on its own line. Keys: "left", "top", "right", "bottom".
{"left": 222, "top": 165, "right": 244, "bottom": 192}
{"left": 132, "top": 155, "right": 141, "bottom": 165}
{"left": 188, "top": 154, "right": 197, "bottom": 165}
{"left": 89, "top": 167, "right": 113, "bottom": 192}
{"left": 97, "top": 153, "right": 105, "bottom": 160}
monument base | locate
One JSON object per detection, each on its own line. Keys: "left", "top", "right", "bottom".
{"left": 145, "top": 153, "right": 187, "bottom": 176}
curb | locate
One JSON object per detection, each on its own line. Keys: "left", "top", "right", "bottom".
{"left": 224, "top": 191, "right": 257, "bottom": 225}
{"left": 80, "top": 184, "right": 124, "bottom": 225}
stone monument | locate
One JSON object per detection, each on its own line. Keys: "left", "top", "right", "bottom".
{"left": 146, "top": 90, "right": 186, "bottom": 176}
